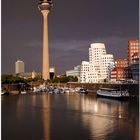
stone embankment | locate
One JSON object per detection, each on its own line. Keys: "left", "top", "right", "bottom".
{"left": 50, "top": 82, "right": 139, "bottom": 96}
{"left": 2, "top": 83, "right": 139, "bottom": 97}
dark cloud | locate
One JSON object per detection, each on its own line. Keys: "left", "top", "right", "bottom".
{"left": 2, "top": 0, "right": 139, "bottom": 74}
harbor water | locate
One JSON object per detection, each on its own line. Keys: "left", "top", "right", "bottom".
{"left": 2, "top": 93, "right": 139, "bottom": 140}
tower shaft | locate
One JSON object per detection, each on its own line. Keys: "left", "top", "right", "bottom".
{"left": 42, "top": 10, "right": 50, "bottom": 80}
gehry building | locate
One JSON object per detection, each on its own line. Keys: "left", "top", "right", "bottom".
{"left": 80, "top": 61, "right": 90, "bottom": 83}
{"left": 80, "top": 43, "right": 114, "bottom": 83}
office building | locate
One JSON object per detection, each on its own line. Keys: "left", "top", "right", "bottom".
{"left": 15, "top": 60, "right": 25, "bottom": 74}
{"left": 66, "top": 65, "right": 81, "bottom": 77}
{"left": 130, "top": 52, "right": 139, "bottom": 82}
{"left": 115, "top": 59, "right": 128, "bottom": 67}
{"left": 128, "top": 39, "right": 139, "bottom": 65}
{"left": 111, "top": 59, "right": 132, "bottom": 82}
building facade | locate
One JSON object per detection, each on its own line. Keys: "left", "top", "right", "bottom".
{"left": 115, "top": 59, "right": 128, "bottom": 67}
{"left": 130, "top": 62, "right": 139, "bottom": 82}
{"left": 80, "top": 61, "right": 89, "bottom": 83}
{"left": 111, "top": 67, "right": 132, "bottom": 82}
{"left": 128, "top": 39, "right": 139, "bottom": 65}
{"left": 111, "top": 59, "right": 132, "bottom": 82}
{"left": 15, "top": 60, "right": 25, "bottom": 74}
{"left": 88, "top": 43, "right": 114, "bottom": 82}
{"left": 80, "top": 43, "right": 114, "bottom": 83}
{"left": 130, "top": 52, "right": 139, "bottom": 82}
{"left": 50, "top": 67, "right": 56, "bottom": 79}
{"left": 66, "top": 65, "right": 81, "bottom": 77}
{"left": 128, "top": 39, "right": 139, "bottom": 82}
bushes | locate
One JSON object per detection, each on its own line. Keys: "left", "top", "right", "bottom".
{"left": 1, "top": 74, "right": 78, "bottom": 84}
{"left": 1, "top": 75, "right": 26, "bottom": 84}
{"left": 50, "top": 76, "right": 78, "bottom": 83}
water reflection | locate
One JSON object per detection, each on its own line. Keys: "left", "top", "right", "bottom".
{"left": 83, "top": 96, "right": 138, "bottom": 140}
{"left": 42, "top": 94, "right": 50, "bottom": 140}
{"left": 62, "top": 94, "right": 138, "bottom": 140}
{"left": 2, "top": 93, "right": 139, "bottom": 140}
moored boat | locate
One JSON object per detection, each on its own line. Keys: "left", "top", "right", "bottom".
{"left": 1, "top": 90, "right": 9, "bottom": 95}
{"left": 75, "top": 87, "right": 88, "bottom": 94}
{"left": 79, "top": 88, "right": 88, "bottom": 94}
{"left": 21, "top": 90, "right": 27, "bottom": 94}
{"left": 96, "top": 87, "right": 130, "bottom": 99}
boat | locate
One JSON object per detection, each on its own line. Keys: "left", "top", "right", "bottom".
{"left": 64, "top": 88, "right": 70, "bottom": 93}
{"left": 79, "top": 88, "right": 88, "bottom": 94}
{"left": 1, "top": 90, "right": 9, "bottom": 95}
{"left": 21, "top": 90, "right": 27, "bottom": 94}
{"left": 75, "top": 87, "right": 88, "bottom": 94}
{"left": 59, "top": 88, "right": 65, "bottom": 94}
{"left": 53, "top": 88, "right": 60, "bottom": 94}
{"left": 96, "top": 87, "right": 130, "bottom": 99}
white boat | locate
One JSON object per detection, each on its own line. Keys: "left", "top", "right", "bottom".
{"left": 33, "top": 87, "right": 40, "bottom": 93}
{"left": 75, "top": 87, "right": 88, "bottom": 94}
{"left": 21, "top": 90, "right": 27, "bottom": 94}
{"left": 53, "top": 88, "right": 60, "bottom": 94}
{"left": 75, "top": 87, "right": 81, "bottom": 92}
{"left": 1, "top": 90, "right": 9, "bottom": 95}
{"left": 96, "top": 88, "right": 130, "bottom": 99}
{"left": 64, "top": 88, "right": 70, "bottom": 93}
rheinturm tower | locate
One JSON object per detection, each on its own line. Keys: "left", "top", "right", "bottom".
{"left": 38, "top": 0, "right": 53, "bottom": 80}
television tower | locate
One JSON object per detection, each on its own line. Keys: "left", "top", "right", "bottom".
{"left": 38, "top": 0, "right": 53, "bottom": 80}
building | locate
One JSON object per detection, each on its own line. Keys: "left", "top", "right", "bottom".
{"left": 128, "top": 39, "right": 139, "bottom": 65}
{"left": 88, "top": 43, "right": 114, "bottom": 82}
{"left": 130, "top": 52, "right": 139, "bottom": 82}
{"left": 15, "top": 60, "right": 25, "bottom": 74}
{"left": 50, "top": 67, "right": 56, "bottom": 79}
{"left": 99, "top": 54, "right": 114, "bottom": 81}
{"left": 115, "top": 59, "right": 128, "bottom": 67}
{"left": 111, "top": 67, "right": 132, "bottom": 82}
{"left": 66, "top": 65, "right": 81, "bottom": 77}
{"left": 38, "top": 0, "right": 53, "bottom": 80}
{"left": 80, "top": 43, "right": 114, "bottom": 83}
{"left": 130, "top": 62, "right": 139, "bottom": 82}
{"left": 127, "top": 39, "right": 139, "bottom": 82}
{"left": 87, "top": 64, "right": 98, "bottom": 83}
{"left": 18, "top": 72, "right": 42, "bottom": 79}
{"left": 111, "top": 59, "right": 132, "bottom": 82}
{"left": 31, "top": 70, "right": 36, "bottom": 79}
{"left": 80, "top": 61, "right": 89, "bottom": 83}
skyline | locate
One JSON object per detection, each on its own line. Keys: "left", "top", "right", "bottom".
{"left": 2, "top": 0, "right": 139, "bottom": 74}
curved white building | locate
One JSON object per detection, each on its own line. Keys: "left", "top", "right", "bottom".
{"left": 80, "top": 43, "right": 114, "bottom": 83}
{"left": 89, "top": 43, "right": 114, "bottom": 82}
{"left": 89, "top": 43, "right": 106, "bottom": 65}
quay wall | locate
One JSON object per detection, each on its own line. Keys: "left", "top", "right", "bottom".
{"left": 2, "top": 84, "right": 20, "bottom": 91}
{"left": 2, "top": 83, "right": 139, "bottom": 96}
{"left": 50, "top": 83, "right": 139, "bottom": 96}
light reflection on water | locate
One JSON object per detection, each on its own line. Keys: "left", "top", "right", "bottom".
{"left": 2, "top": 93, "right": 139, "bottom": 140}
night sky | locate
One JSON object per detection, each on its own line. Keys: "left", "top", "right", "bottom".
{"left": 2, "top": 0, "right": 139, "bottom": 74}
